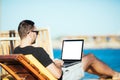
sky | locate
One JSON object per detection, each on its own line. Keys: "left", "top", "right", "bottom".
{"left": 1, "top": 0, "right": 120, "bottom": 39}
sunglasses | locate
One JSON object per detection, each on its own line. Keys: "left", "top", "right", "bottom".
{"left": 31, "top": 30, "right": 39, "bottom": 35}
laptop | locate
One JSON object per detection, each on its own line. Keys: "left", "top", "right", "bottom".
{"left": 61, "top": 39, "right": 84, "bottom": 68}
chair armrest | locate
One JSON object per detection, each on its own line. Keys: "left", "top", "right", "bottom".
{"left": 25, "top": 54, "right": 57, "bottom": 80}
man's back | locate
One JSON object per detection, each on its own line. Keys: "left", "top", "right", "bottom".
{"left": 14, "top": 46, "right": 53, "bottom": 67}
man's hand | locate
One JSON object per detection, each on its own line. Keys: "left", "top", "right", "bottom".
{"left": 54, "top": 59, "right": 64, "bottom": 68}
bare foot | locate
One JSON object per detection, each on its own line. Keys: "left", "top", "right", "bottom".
{"left": 112, "top": 72, "right": 120, "bottom": 80}
{"left": 100, "top": 76, "right": 112, "bottom": 80}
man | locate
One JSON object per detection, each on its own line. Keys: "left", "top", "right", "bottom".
{"left": 14, "top": 20, "right": 120, "bottom": 80}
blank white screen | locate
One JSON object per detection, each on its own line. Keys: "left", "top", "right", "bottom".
{"left": 62, "top": 41, "right": 83, "bottom": 60}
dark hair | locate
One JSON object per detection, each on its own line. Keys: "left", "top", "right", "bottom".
{"left": 18, "top": 20, "right": 35, "bottom": 39}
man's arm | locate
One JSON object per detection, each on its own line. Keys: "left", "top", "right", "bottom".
{"left": 46, "top": 60, "right": 64, "bottom": 79}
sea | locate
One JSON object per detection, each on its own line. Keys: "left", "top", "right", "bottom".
{"left": 53, "top": 48, "right": 120, "bottom": 79}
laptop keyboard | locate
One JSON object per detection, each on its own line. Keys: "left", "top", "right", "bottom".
{"left": 63, "top": 61, "right": 80, "bottom": 68}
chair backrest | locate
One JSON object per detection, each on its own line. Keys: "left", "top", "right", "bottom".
{"left": 0, "top": 40, "right": 10, "bottom": 55}
{"left": 0, "top": 30, "right": 20, "bottom": 55}
{"left": 0, "top": 54, "right": 48, "bottom": 80}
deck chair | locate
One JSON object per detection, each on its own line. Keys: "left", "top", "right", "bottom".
{"left": 0, "top": 54, "right": 57, "bottom": 80}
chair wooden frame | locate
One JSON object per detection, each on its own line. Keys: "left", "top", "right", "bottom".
{"left": 0, "top": 54, "right": 48, "bottom": 80}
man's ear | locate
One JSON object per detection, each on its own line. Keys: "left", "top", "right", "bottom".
{"left": 27, "top": 32, "right": 32, "bottom": 38}
{"left": 28, "top": 32, "right": 34, "bottom": 38}
{"left": 28, "top": 32, "right": 32, "bottom": 36}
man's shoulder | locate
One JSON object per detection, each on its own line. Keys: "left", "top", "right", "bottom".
{"left": 14, "top": 46, "right": 35, "bottom": 52}
{"left": 14, "top": 46, "right": 44, "bottom": 52}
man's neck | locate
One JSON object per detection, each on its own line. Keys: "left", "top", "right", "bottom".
{"left": 20, "top": 38, "right": 32, "bottom": 48}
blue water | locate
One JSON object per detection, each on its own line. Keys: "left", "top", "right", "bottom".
{"left": 53, "top": 48, "right": 120, "bottom": 79}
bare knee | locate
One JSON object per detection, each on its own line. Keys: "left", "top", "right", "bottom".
{"left": 87, "top": 53, "right": 94, "bottom": 57}
{"left": 82, "top": 53, "right": 96, "bottom": 71}
{"left": 82, "top": 53, "right": 96, "bottom": 63}
{"left": 87, "top": 53, "right": 96, "bottom": 60}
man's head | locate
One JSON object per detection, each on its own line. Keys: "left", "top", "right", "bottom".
{"left": 18, "top": 20, "right": 39, "bottom": 44}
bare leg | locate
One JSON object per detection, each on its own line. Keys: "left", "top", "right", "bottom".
{"left": 82, "top": 54, "right": 118, "bottom": 78}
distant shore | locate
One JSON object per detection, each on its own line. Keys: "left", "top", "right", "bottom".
{"left": 52, "top": 35, "right": 120, "bottom": 49}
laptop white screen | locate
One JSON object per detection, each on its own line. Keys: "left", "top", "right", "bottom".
{"left": 62, "top": 40, "right": 83, "bottom": 60}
